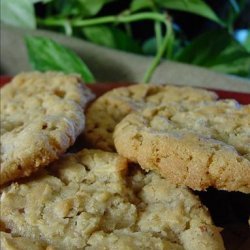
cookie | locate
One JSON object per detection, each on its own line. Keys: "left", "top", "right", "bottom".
{"left": 84, "top": 84, "right": 218, "bottom": 151}
{"left": 0, "top": 149, "right": 224, "bottom": 250}
{"left": 0, "top": 72, "right": 94, "bottom": 185}
{"left": 114, "top": 100, "right": 250, "bottom": 193}
{"left": 0, "top": 232, "right": 50, "bottom": 250}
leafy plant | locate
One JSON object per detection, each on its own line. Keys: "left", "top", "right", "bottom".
{"left": 1, "top": 0, "right": 249, "bottom": 82}
{"left": 26, "top": 36, "right": 95, "bottom": 83}
{"left": 174, "top": 30, "right": 250, "bottom": 77}
{"left": 0, "top": 0, "right": 36, "bottom": 29}
{"left": 163, "top": 1, "right": 225, "bottom": 25}
{"left": 82, "top": 25, "right": 142, "bottom": 53}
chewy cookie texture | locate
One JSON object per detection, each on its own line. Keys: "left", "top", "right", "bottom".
{"left": 0, "top": 149, "right": 224, "bottom": 250}
{"left": 0, "top": 72, "right": 94, "bottom": 185}
{"left": 114, "top": 100, "right": 250, "bottom": 193}
{"left": 0, "top": 232, "right": 49, "bottom": 250}
{"left": 84, "top": 84, "right": 218, "bottom": 151}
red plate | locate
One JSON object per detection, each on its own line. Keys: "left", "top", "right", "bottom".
{"left": 1, "top": 76, "right": 250, "bottom": 104}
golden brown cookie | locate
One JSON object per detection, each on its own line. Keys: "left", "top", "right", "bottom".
{"left": 85, "top": 84, "right": 218, "bottom": 151}
{"left": 0, "top": 72, "right": 94, "bottom": 185}
{"left": 0, "top": 149, "right": 224, "bottom": 250}
{"left": 114, "top": 100, "right": 250, "bottom": 193}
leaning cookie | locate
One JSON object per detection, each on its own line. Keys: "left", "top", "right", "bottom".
{"left": 0, "top": 72, "right": 94, "bottom": 185}
{"left": 114, "top": 100, "right": 250, "bottom": 193}
{"left": 84, "top": 84, "right": 218, "bottom": 151}
{"left": 0, "top": 149, "right": 224, "bottom": 250}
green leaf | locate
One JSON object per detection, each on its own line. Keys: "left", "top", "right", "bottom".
{"left": 226, "top": 0, "right": 247, "bottom": 30}
{"left": 243, "top": 31, "right": 250, "bottom": 52}
{"left": 82, "top": 25, "right": 142, "bottom": 53}
{"left": 130, "top": 0, "right": 154, "bottom": 12}
{"left": 50, "top": 0, "right": 81, "bottom": 17}
{"left": 78, "top": 0, "right": 111, "bottom": 16}
{"left": 155, "top": 0, "right": 225, "bottom": 26}
{"left": 25, "top": 36, "right": 95, "bottom": 83}
{"left": 52, "top": 0, "right": 111, "bottom": 17}
{"left": 210, "top": 57, "right": 250, "bottom": 77}
{"left": 175, "top": 30, "right": 250, "bottom": 77}
{"left": 228, "top": 0, "right": 240, "bottom": 13}
{"left": 0, "top": 0, "right": 36, "bottom": 29}
{"left": 142, "top": 37, "right": 157, "bottom": 55}
{"left": 31, "top": 0, "right": 52, "bottom": 3}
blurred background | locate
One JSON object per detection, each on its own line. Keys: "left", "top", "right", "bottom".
{"left": 1, "top": 0, "right": 250, "bottom": 88}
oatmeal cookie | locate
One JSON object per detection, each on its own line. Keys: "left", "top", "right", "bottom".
{"left": 85, "top": 84, "right": 218, "bottom": 151}
{"left": 0, "top": 72, "right": 94, "bottom": 185}
{"left": 0, "top": 149, "right": 224, "bottom": 250}
{"left": 114, "top": 100, "right": 250, "bottom": 193}
{"left": 0, "top": 232, "right": 50, "bottom": 250}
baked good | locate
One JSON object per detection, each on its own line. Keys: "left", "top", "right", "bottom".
{"left": 85, "top": 84, "right": 218, "bottom": 151}
{"left": 114, "top": 100, "right": 250, "bottom": 193}
{"left": 0, "top": 72, "right": 94, "bottom": 185}
{"left": 0, "top": 149, "right": 224, "bottom": 250}
{"left": 0, "top": 232, "right": 50, "bottom": 250}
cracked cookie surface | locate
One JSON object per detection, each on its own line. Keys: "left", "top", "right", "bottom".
{"left": 0, "top": 149, "right": 224, "bottom": 250}
{"left": 0, "top": 72, "right": 94, "bottom": 185}
{"left": 84, "top": 84, "right": 218, "bottom": 151}
{"left": 114, "top": 100, "right": 250, "bottom": 193}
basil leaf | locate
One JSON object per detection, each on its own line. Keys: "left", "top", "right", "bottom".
{"left": 78, "top": 0, "right": 111, "bottom": 17}
{"left": 175, "top": 30, "right": 250, "bottom": 77}
{"left": 52, "top": 0, "right": 111, "bottom": 17}
{"left": 130, "top": 0, "right": 154, "bottom": 12}
{"left": 210, "top": 57, "right": 250, "bottom": 77}
{"left": 142, "top": 37, "right": 157, "bottom": 55}
{"left": 0, "top": 0, "right": 36, "bottom": 29}
{"left": 82, "top": 25, "right": 142, "bottom": 53}
{"left": 31, "top": 0, "right": 52, "bottom": 3}
{"left": 25, "top": 36, "right": 95, "bottom": 83}
{"left": 51, "top": 0, "right": 79, "bottom": 17}
{"left": 156, "top": 0, "right": 225, "bottom": 26}
{"left": 243, "top": 31, "right": 250, "bottom": 52}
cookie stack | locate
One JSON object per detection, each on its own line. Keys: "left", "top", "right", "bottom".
{"left": 1, "top": 72, "right": 249, "bottom": 250}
